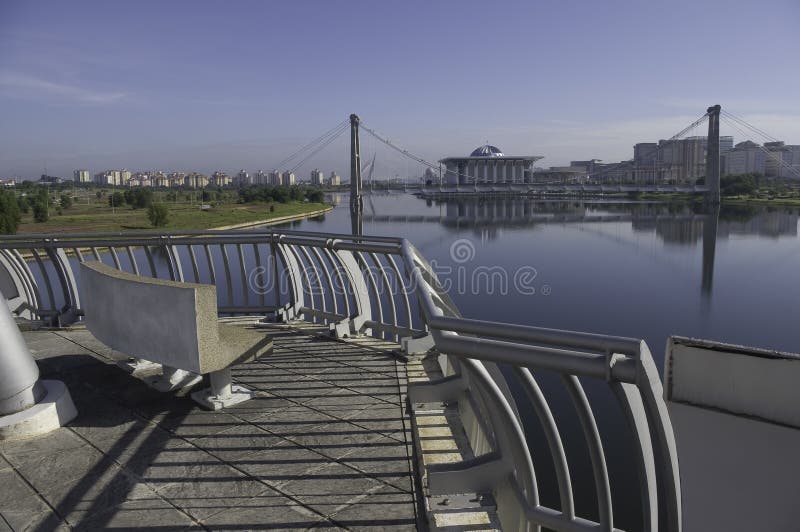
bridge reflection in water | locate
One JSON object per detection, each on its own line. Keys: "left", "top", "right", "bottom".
{"left": 357, "top": 197, "right": 798, "bottom": 298}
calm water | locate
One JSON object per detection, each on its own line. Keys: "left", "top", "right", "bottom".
{"left": 285, "top": 193, "right": 800, "bottom": 359}
{"left": 279, "top": 193, "right": 800, "bottom": 529}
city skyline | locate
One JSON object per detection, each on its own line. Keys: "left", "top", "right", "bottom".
{"left": 2, "top": 0, "right": 799, "bottom": 179}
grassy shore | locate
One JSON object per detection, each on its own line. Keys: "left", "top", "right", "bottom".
{"left": 16, "top": 200, "right": 330, "bottom": 234}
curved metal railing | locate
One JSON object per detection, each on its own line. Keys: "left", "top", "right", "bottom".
{"left": 400, "top": 240, "right": 680, "bottom": 531}
{"left": 0, "top": 229, "right": 680, "bottom": 531}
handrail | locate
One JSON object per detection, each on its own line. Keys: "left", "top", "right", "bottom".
{"left": 400, "top": 239, "right": 681, "bottom": 531}
{"left": 0, "top": 229, "right": 681, "bottom": 530}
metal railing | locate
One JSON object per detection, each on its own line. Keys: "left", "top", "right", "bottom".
{"left": 0, "top": 229, "right": 680, "bottom": 531}
{"left": 401, "top": 240, "right": 680, "bottom": 531}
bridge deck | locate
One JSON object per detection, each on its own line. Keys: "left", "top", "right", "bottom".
{"left": 0, "top": 322, "right": 422, "bottom": 531}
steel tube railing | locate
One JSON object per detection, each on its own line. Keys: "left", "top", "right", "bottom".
{"left": 0, "top": 228, "right": 680, "bottom": 531}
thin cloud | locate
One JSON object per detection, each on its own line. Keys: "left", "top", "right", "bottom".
{"left": 0, "top": 72, "right": 126, "bottom": 104}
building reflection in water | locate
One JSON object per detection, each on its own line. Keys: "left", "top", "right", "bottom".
{"left": 370, "top": 197, "right": 798, "bottom": 297}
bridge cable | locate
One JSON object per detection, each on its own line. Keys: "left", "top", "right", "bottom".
{"left": 719, "top": 116, "right": 800, "bottom": 179}
{"left": 287, "top": 122, "right": 349, "bottom": 174}
{"left": 588, "top": 112, "right": 709, "bottom": 181}
{"left": 273, "top": 119, "right": 348, "bottom": 171}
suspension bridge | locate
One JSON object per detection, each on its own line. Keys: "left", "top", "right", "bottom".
{"left": 264, "top": 105, "right": 798, "bottom": 215}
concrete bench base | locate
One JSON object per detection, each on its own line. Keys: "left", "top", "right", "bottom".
{"left": 192, "top": 384, "right": 256, "bottom": 411}
{"left": 0, "top": 380, "right": 77, "bottom": 441}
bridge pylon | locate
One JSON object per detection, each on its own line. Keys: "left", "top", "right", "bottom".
{"left": 705, "top": 105, "right": 721, "bottom": 204}
{"left": 349, "top": 114, "right": 363, "bottom": 220}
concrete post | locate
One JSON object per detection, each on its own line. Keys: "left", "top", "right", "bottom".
{"left": 0, "top": 290, "right": 77, "bottom": 440}
{"left": 0, "top": 297, "right": 44, "bottom": 415}
{"left": 706, "top": 104, "right": 721, "bottom": 204}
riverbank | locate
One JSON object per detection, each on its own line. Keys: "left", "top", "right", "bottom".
{"left": 15, "top": 201, "right": 331, "bottom": 234}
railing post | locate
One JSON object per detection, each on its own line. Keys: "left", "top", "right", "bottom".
{"left": 329, "top": 246, "right": 372, "bottom": 338}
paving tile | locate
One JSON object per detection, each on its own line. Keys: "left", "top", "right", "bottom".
{"left": 0, "top": 427, "right": 87, "bottom": 467}
{"left": 280, "top": 462, "right": 385, "bottom": 516}
{"left": 156, "top": 479, "right": 271, "bottom": 521}
{"left": 234, "top": 443, "right": 334, "bottom": 488}
{"left": 280, "top": 420, "right": 394, "bottom": 461}
{"left": 200, "top": 486, "right": 326, "bottom": 530}
{"left": 328, "top": 485, "right": 418, "bottom": 531}
{"left": 191, "top": 423, "right": 288, "bottom": 461}
{"left": 69, "top": 498, "right": 195, "bottom": 531}
{"left": 13, "top": 444, "right": 108, "bottom": 491}
{"left": 0, "top": 468, "right": 60, "bottom": 530}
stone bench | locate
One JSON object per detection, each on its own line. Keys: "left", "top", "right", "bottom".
{"left": 80, "top": 261, "right": 272, "bottom": 410}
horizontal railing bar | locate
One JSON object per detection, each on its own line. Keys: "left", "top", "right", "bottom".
{"left": 362, "top": 320, "right": 420, "bottom": 337}
{"left": 434, "top": 332, "right": 638, "bottom": 383}
{"left": 217, "top": 305, "right": 278, "bottom": 314}
{"left": 428, "top": 315, "right": 642, "bottom": 356}
{"left": 0, "top": 228, "right": 404, "bottom": 244}
{"left": 299, "top": 306, "right": 348, "bottom": 322}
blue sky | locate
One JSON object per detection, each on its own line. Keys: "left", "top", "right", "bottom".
{"left": 1, "top": 0, "right": 798, "bottom": 179}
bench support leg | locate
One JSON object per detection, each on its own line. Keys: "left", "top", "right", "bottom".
{"left": 147, "top": 365, "right": 202, "bottom": 392}
{"left": 191, "top": 368, "right": 255, "bottom": 411}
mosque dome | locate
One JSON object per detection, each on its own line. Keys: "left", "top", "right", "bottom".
{"left": 470, "top": 144, "right": 504, "bottom": 157}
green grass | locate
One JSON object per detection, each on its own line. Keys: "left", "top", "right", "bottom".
{"left": 17, "top": 201, "right": 330, "bottom": 234}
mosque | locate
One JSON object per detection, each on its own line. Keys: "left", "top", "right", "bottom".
{"left": 439, "top": 144, "right": 544, "bottom": 185}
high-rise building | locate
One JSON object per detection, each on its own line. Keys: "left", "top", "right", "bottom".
{"left": 255, "top": 170, "right": 268, "bottom": 185}
{"left": 94, "top": 170, "right": 122, "bottom": 186}
{"left": 268, "top": 170, "right": 282, "bottom": 186}
{"left": 211, "top": 171, "right": 231, "bottom": 187}
{"left": 764, "top": 141, "right": 800, "bottom": 179}
{"left": 328, "top": 171, "right": 341, "bottom": 186}
{"left": 235, "top": 170, "right": 250, "bottom": 186}
{"left": 722, "top": 141, "right": 766, "bottom": 175}
{"left": 310, "top": 169, "right": 324, "bottom": 186}
{"left": 281, "top": 171, "right": 296, "bottom": 186}
{"left": 73, "top": 169, "right": 90, "bottom": 183}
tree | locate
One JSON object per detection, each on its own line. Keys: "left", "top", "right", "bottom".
{"left": 60, "top": 194, "right": 73, "bottom": 210}
{"left": 109, "top": 192, "right": 125, "bottom": 208}
{"left": 0, "top": 190, "right": 21, "bottom": 234}
{"left": 147, "top": 202, "right": 169, "bottom": 227}
{"left": 306, "top": 190, "right": 324, "bottom": 203}
{"left": 32, "top": 201, "right": 49, "bottom": 223}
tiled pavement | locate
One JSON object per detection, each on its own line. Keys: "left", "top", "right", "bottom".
{"left": 0, "top": 323, "right": 422, "bottom": 531}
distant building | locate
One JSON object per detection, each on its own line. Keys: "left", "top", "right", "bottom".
{"left": 439, "top": 144, "right": 543, "bottom": 185}
{"left": 268, "top": 171, "right": 282, "bottom": 186}
{"left": 211, "top": 171, "right": 231, "bottom": 187}
{"left": 94, "top": 170, "right": 121, "bottom": 186}
{"left": 723, "top": 141, "right": 766, "bottom": 175}
{"left": 0, "top": 178, "right": 16, "bottom": 187}
{"left": 73, "top": 169, "right": 90, "bottom": 183}
{"left": 235, "top": 170, "right": 250, "bottom": 186}
{"left": 120, "top": 169, "right": 131, "bottom": 184}
{"left": 328, "top": 172, "right": 341, "bottom": 186}
{"left": 281, "top": 171, "right": 296, "bottom": 186}
{"left": 310, "top": 169, "right": 324, "bottom": 186}
{"left": 764, "top": 141, "right": 800, "bottom": 179}
{"left": 255, "top": 170, "right": 268, "bottom": 186}
{"left": 184, "top": 172, "right": 209, "bottom": 188}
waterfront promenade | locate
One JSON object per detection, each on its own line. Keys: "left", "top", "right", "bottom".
{"left": 0, "top": 321, "right": 423, "bottom": 531}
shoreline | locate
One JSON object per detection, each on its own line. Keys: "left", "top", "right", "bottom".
{"left": 210, "top": 205, "right": 333, "bottom": 230}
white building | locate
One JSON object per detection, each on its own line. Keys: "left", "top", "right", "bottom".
{"left": 94, "top": 170, "right": 122, "bottom": 186}
{"left": 281, "top": 171, "right": 296, "bottom": 186}
{"left": 328, "top": 172, "right": 341, "bottom": 186}
{"left": 211, "top": 171, "right": 231, "bottom": 187}
{"left": 439, "top": 144, "right": 543, "bottom": 185}
{"left": 310, "top": 169, "right": 324, "bottom": 186}
{"left": 254, "top": 170, "right": 268, "bottom": 185}
{"left": 268, "top": 170, "right": 282, "bottom": 186}
{"left": 73, "top": 169, "right": 90, "bottom": 183}
{"left": 723, "top": 141, "right": 766, "bottom": 175}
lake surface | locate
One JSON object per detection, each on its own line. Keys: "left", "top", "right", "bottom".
{"left": 284, "top": 193, "right": 800, "bottom": 359}
{"left": 278, "top": 192, "right": 800, "bottom": 529}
